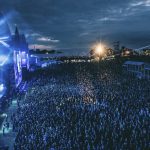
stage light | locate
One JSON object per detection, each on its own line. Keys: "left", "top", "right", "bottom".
{"left": 0, "top": 36, "right": 9, "bottom": 40}
{"left": 0, "top": 55, "right": 9, "bottom": 66}
{"left": 0, "top": 40, "right": 10, "bottom": 48}
{"left": 22, "top": 51, "right": 26, "bottom": 54}
{"left": 0, "top": 113, "right": 7, "bottom": 118}
{"left": 94, "top": 43, "right": 105, "bottom": 56}
{"left": 0, "top": 84, "right": 4, "bottom": 92}
{"left": 0, "top": 19, "right": 5, "bottom": 26}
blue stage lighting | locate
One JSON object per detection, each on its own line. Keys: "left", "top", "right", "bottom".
{"left": 0, "top": 55, "right": 9, "bottom": 66}
{"left": 0, "top": 18, "right": 5, "bottom": 26}
{"left": 0, "top": 84, "right": 4, "bottom": 92}
{"left": 14, "top": 51, "right": 22, "bottom": 87}
{"left": 0, "top": 40, "right": 10, "bottom": 48}
{"left": 0, "top": 36, "right": 9, "bottom": 40}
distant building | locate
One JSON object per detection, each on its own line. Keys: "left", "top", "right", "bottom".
{"left": 143, "top": 49, "right": 150, "bottom": 56}
{"left": 113, "top": 41, "right": 120, "bottom": 52}
{"left": 121, "top": 48, "right": 134, "bottom": 56}
{"left": 123, "top": 61, "right": 150, "bottom": 80}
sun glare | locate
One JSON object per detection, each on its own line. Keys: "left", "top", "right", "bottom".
{"left": 95, "top": 44, "right": 104, "bottom": 55}
{"left": 92, "top": 43, "right": 106, "bottom": 58}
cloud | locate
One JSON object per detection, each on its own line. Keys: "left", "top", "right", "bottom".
{"left": 130, "top": 0, "right": 150, "bottom": 7}
{"left": 30, "top": 33, "right": 41, "bottom": 37}
{"left": 29, "top": 44, "right": 55, "bottom": 50}
{"left": 97, "top": 17, "right": 123, "bottom": 22}
{"left": 37, "top": 37, "right": 59, "bottom": 43}
{"left": 79, "top": 32, "right": 89, "bottom": 37}
{"left": 130, "top": 2, "right": 144, "bottom": 7}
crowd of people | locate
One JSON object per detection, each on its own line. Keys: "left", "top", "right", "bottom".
{"left": 11, "top": 61, "right": 149, "bottom": 150}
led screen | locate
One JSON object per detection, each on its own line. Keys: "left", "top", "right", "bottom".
{"left": 14, "top": 51, "right": 22, "bottom": 87}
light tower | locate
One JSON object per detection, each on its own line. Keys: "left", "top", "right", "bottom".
{"left": 113, "top": 41, "right": 120, "bottom": 52}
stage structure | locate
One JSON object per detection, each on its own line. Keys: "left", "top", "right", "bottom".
{"left": 0, "top": 12, "right": 29, "bottom": 97}
{"left": 11, "top": 26, "right": 29, "bottom": 87}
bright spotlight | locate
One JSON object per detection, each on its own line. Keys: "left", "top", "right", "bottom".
{"left": 0, "top": 36, "right": 9, "bottom": 40}
{"left": 0, "top": 40, "right": 10, "bottom": 48}
{"left": 0, "top": 19, "right": 5, "bottom": 26}
{"left": 95, "top": 43, "right": 104, "bottom": 56}
{"left": 92, "top": 43, "right": 106, "bottom": 58}
{"left": 0, "top": 55, "right": 9, "bottom": 66}
{"left": 0, "top": 84, "right": 4, "bottom": 92}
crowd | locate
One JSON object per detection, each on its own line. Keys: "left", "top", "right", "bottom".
{"left": 0, "top": 64, "right": 16, "bottom": 113}
{"left": 11, "top": 61, "right": 149, "bottom": 150}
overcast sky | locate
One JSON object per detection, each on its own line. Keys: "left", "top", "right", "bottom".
{"left": 0, "top": 0, "right": 150, "bottom": 52}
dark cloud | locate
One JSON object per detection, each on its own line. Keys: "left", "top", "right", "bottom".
{"left": 0, "top": 0, "right": 150, "bottom": 52}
